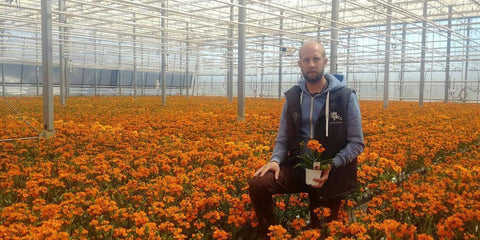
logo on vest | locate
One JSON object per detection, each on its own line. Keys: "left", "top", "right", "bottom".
{"left": 330, "top": 112, "right": 343, "bottom": 124}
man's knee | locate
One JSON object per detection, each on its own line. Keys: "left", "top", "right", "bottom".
{"left": 248, "top": 175, "right": 263, "bottom": 194}
{"left": 248, "top": 173, "right": 273, "bottom": 195}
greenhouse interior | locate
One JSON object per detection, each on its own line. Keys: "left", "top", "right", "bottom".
{"left": 2, "top": 1, "right": 480, "bottom": 239}
{"left": 1, "top": 0, "right": 479, "bottom": 101}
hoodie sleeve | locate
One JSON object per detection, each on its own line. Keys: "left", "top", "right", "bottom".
{"left": 270, "top": 101, "right": 289, "bottom": 164}
{"left": 332, "top": 92, "right": 365, "bottom": 168}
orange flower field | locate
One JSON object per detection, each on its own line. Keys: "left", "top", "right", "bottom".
{"left": 1, "top": 96, "right": 480, "bottom": 239}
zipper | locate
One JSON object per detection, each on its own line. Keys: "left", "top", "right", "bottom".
{"left": 308, "top": 92, "right": 329, "bottom": 139}
{"left": 309, "top": 95, "right": 316, "bottom": 139}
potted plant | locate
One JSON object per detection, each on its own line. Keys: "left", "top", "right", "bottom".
{"left": 294, "top": 139, "right": 333, "bottom": 185}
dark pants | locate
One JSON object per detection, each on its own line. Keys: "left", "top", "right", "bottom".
{"left": 248, "top": 165, "right": 342, "bottom": 236}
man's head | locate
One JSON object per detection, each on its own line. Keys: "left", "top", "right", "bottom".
{"left": 298, "top": 40, "right": 328, "bottom": 83}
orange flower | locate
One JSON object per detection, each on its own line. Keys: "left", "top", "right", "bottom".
{"left": 306, "top": 139, "right": 324, "bottom": 154}
{"left": 113, "top": 227, "right": 128, "bottom": 238}
{"left": 276, "top": 200, "right": 286, "bottom": 210}
{"left": 267, "top": 225, "right": 291, "bottom": 239}
{"left": 132, "top": 211, "right": 149, "bottom": 226}
{"left": 3, "top": 97, "right": 480, "bottom": 239}
{"left": 202, "top": 210, "right": 225, "bottom": 224}
{"left": 212, "top": 228, "right": 231, "bottom": 240}
{"left": 296, "top": 229, "right": 321, "bottom": 240}
{"left": 346, "top": 222, "right": 367, "bottom": 236}
{"left": 290, "top": 218, "right": 306, "bottom": 230}
{"left": 314, "top": 207, "right": 331, "bottom": 219}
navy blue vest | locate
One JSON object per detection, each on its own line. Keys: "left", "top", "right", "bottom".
{"left": 284, "top": 85, "right": 358, "bottom": 200}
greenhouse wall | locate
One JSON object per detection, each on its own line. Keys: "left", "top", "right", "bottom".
{"left": 3, "top": 62, "right": 479, "bottom": 102}
{"left": 0, "top": 63, "right": 194, "bottom": 96}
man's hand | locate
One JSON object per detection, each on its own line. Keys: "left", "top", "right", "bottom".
{"left": 311, "top": 165, "right": 332, "bottom": 188}
{"left": 253, "top": 161, "right": 280, "bottom": 180}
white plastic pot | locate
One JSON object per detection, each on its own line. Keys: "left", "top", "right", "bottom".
{"left": 305, "top": 168, "right": 322, "bottom": 185}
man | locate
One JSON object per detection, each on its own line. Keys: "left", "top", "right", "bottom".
{"left": 248, "top": 40, "right": 364, "bottom": 237}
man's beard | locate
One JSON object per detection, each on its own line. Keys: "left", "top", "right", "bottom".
{"left": 302, "top": 69, "right": 324, "bottom": 83}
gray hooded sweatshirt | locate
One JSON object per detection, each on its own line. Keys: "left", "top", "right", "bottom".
{"left": 270, "top": 73, "right": 365, "bottom": 168}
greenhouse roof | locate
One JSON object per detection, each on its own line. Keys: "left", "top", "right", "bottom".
{"left": 1, "top": 0, "right": 480, "bottom": 75}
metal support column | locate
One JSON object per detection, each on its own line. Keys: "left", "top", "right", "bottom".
{"left": 1, "top": 62, "right": 4, "bottom": 97}
{"left": 419, "top": 1, "right": 427, "bottom": 107}
{"left": 186, "top": 23, "right": 190, "bottom": 98}
{"left": 0, "top": 26, "right": 5, "bottom": 97}
{"left": 41, "top": 0, "right": 55, "bottom": 138}
{"left": 179, "top": 49, "right": 183, "bottom": 96}
{"left": 464, "top": 18, "right": 471, "bottom": 98}
{"left": 383, "top": 0, "right": 392, "bottom": 109}
{"left": 237, "top": 0, "right": 246, "bottom": 121}
{"left": 161, "top": 2, "right": 167, "bottom": 105}
{"left": 1, "top": 28, "right": 4, "bottom": 96}
{"left": 118, "top": 40, "right": 122, "bottom": 96}
{"left": 317, "top": 19, "right": 321, "bottom": 41}
{"left": 330, "top": 0, "right": 339, "bottom": 74}
{"left": 133, "top": 13, "right": 137, "bottom": 98}
{"left": 444, "top": 6, "right": 452, "bottom": 103}
{"left": 36, "top": 32, "right": 40, "bottom": 96}
{"left": 141, "top": 45, "right": 145, "bottom": 96}
{"left": 400, "top": 23, "right": 406, "bottom": 101}
{"left": 94, "top": 31, "right": 98, "bottom": 95}
{"left": 278, "top": 10, "right": 283, "bottom": 100}
{"left": 261, "top": 36, "right": 265, "bottom": 97}
{"left": 58, "top": 0, "right": 65, "bottom": 104}
{"left": 193, "top": 50, "right": 200, "bottom": 96}
{"left": 227, "top": 0, "right": 234, "bottom": 102}
{"left": 346, "top": 31, "right": 351, "bottom": 84}
{"left": 64, "top": 22, "right": 70, "bottom": 99}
